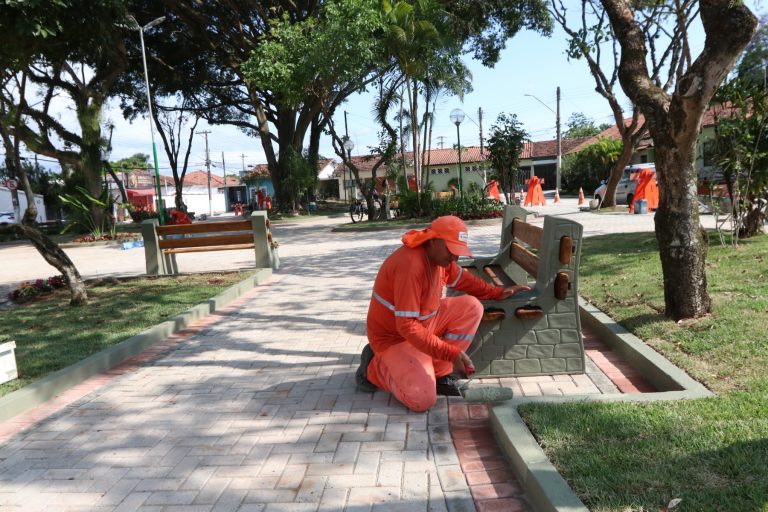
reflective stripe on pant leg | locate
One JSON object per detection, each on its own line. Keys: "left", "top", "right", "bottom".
{"left": 367, "top": 342, "right": 437, "bottom": 412}
{"left": 429, "top": 295, "right": 484, "bottom": 378}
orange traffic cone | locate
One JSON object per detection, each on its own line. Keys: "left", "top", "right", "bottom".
{"left": 578, "top": 187, "right": 585, "bottom": 205}
{"left": 554, "top": 189, "right": 561, "bottom": 203}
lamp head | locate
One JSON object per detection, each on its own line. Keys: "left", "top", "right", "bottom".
{"left": 449, "top": 108, "right": 465, "bottom": 126}
{"left": 144, "top": 16, "right": 166, "bottom": 30}
{"left": 343, "top": 137, "right": 354, "bottom": 153}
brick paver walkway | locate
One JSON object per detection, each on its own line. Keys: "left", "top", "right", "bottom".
{"left": 0, "top": 207, "right": 668, "bottom": 511}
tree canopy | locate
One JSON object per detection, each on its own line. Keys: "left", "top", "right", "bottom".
{"left": 486, "top": 113, "right": 528, "bottom": 201}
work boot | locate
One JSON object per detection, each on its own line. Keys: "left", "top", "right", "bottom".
{"left": 355, "top": 344, "right": 378, "bottom": 392}
{"left": 435, "top": 374, "right": 462, "bottom": 396}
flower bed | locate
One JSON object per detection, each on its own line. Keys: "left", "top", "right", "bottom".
{"left": 9, "top": 275, "right": 67, "bottom": 303}
{"left": 71, "top": 233, "right": 140, "bottom": 244}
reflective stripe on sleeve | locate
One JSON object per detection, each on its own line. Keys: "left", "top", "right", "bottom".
{"left": 444, "top": 332, "right": 473, "bottom": 341}
{"left": 447, "top": 267, "right": 462, "bottom": 288}
{"left": 373, "top": 291, "right": 438, "bottom": 321}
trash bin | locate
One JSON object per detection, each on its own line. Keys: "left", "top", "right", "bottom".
{"left": 634, "top": 199, "right": 648, "bottom": 214}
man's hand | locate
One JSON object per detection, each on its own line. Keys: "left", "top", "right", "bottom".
{"left": 498, "top": 284, "right": 532, "bottom": 300}
{"left": 454, "top": 351, "right": 475, "bottom": 377}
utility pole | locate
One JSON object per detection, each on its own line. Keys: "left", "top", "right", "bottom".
{"left": 222, "top": 151, "right": 229, "bottom": 211}
{"left": 343, "top": 111, "right": 349, "bottom": 204}
{"left": 241, "top": 154, "right": 247, "bottom": 174}
{"left": 556, "top": 86, "right": 562, "bottom": 192}
{"left": 436, "top": 136, "right": 446, "bottom": 149}
{"left": 197, "top": 130, "right": 212, "bottom": 216}
{"left": 478, "top": 107, "right": 484, "bottom": 157}
{"left": 478, "top": 107, "right": 486, "bottom": 184}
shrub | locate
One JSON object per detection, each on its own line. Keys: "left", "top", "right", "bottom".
{"left": 432, "top": 196, "right": 504, "bottom": 220}
{"left": 126, "top": 204, "right": 159, "bottom": 223}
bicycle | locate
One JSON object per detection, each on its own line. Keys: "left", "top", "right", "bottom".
{"left": 349, "top": 197, "right": 383, "bottom": 223}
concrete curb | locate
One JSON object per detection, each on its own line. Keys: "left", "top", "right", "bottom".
{"left": 489, "top": 298, "right": 713, "bottom": 512}
{"left": 0, "top": 268, "right": 272, "bottom": 423}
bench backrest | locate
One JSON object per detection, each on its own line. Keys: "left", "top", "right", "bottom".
{"left": 156, "top": 219, "right": 262, "bottom": 251}
{"left": 141, "top": 211, "right": 274, "bottom": 275}
{"left": 489, "top": 205, "right": 582, "bottom": 300}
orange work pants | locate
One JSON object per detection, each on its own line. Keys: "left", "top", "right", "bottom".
{"left": 367, "top": 295, "right": 484, "bottom": 412}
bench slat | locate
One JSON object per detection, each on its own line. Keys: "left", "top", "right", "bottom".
{"left": 512, "top": 218, "right": 542, "bottom": 249}
{"left": 483, "top": 265, "right": 516, "bottom": 287}
{"left": 555, "top": 272, "right": 570, "bottom": 299}
{"left": 510, "top": 242, "right": 539, "bottom": 278}
{"left": 157, "top": 220, "right": 252, "bottom": 235}
{"left": 159, "top": 233, "right": 254, "bottom": 250}
{"left": 559, "top": 236, "right": 573, "bottom": 264}
{"left": 163, "top": 243, "right": 255, "bottom": 254}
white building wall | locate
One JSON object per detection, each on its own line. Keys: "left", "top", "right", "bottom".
{"left": 163, "top": 185, "right": 227, "bottom": 215}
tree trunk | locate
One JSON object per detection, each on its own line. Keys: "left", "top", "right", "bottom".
{"left": 104, "top": 161, "right": 129, "bottom": 204}
{"left": 601, "top": 0, "right": 756, "bottom": 320}
{"left": 739, "top": 199, "right": 767, "bottom": 238}
{"left": 16, "top": 157, "right": 87, "bottom": 305}
{"left": 78, "top": 100, "right": 108, "bottom": 231}
{"left": 406, "top": 76, "right": 420, "bottom": 194}
{"left": 652, "top": 135, "right": 710, "bottom": 319}
{"left": 17, "top": 223, "right": 88, "bottom": 306}
{"left": 602, "top": 141, "right": 635, "bottom": 207}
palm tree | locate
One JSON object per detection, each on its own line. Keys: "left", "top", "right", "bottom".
{"left": 381, "top": 0, "right": 443, "bottom": 195}
{"left": 420, "top": 61, "right": 472, "bottom": 188}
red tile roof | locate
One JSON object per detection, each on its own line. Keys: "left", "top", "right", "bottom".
{"left": 338, "top": 154, "right": 392, "bottom": 174}
{"left": 182, "top": 170, "right": 239, "bottom": 187}
{"left": 243, "top": 158, "right": 335, "bottom": 180}
{"left": 523, "top": 136, "right": 597, "bottom": 159}
{"left": 421, "top": 146, "right": 488, "bottom": 165}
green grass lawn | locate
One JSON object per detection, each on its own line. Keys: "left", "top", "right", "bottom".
{"left": 0, "top": 271, "right": 253, "bottom": 397}
{"left": 519, "top": 232, "right": 768, "bottom": 512}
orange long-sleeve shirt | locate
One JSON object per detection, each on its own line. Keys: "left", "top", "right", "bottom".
{"left": 366, "top": 244, "right": 503, "bottom": 363}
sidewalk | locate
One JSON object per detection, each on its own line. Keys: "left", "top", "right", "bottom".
{"left": 0, "top": 207, "right": 694, "bottom": 511}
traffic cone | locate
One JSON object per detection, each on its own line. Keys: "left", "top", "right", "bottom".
{"left": 578, "top": 187, "right": 585, "bottom": 205}
{"left": 554, "top": 189, "right": 561, "bottom": 203}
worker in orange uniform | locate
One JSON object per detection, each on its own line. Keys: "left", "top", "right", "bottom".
{"left": 356, "top": 216, "right": 531, "bottom": 411}
{"left": 487, "top": 179, "right": 501, "bottom": 202}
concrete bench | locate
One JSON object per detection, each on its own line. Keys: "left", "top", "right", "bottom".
{"left": 140, "top": 212, "right": 279, "bottom": 276}
{"left": 459, "top": 205, "right": 584, "bottom": 376}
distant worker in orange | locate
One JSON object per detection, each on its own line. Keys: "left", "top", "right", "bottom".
{"left": 487, "top": 179, "right": 501, "bottom": 202}
{"left": 356, "top": 216, "right": 531, "bottom": 412}
{"left": 255, "top": 188, "right": 265, "bottom": 211}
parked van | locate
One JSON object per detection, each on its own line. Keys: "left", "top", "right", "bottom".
{"left": 593, "top": 164, "right": 656, "bottom": 205}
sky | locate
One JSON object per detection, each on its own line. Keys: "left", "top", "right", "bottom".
{"left": 92, "top": 22, "right": 637, "bottom": 179}
{"left": 20, "top": 3, "right": 758, "bottom": 179}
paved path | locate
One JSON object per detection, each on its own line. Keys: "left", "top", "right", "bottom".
{"left": 0, "top": 202, "right": 709, "bottom": 511}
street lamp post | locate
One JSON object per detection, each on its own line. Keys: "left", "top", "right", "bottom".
{"left": 450, "top": 108, "right": 465, "bottom": 200}
{"left": 343, "top": 137, "right": 354, "bottom": 204}
{"left": 128, "top": 15, "right": 166, "bottom": 224}
{"left": 525, "top": 87, "right": 561, "bottom": 192}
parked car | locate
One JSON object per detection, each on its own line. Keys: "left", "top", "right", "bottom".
{"left": 593, "top": 164, "right": 656, "bottom": 205}
{"left": 0, "top": 211, "right": 16, "bottom": 225}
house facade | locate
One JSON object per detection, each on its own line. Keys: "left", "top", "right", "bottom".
{"left": 111, "top": 169, "right": 243, "bottom": 220}
{"left": 332, "top": 136, "right": 600, "bottom": 199}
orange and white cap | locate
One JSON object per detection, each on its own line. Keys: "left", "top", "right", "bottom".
{"left": 401, "top": 215, "right": 471, "bottom": 257}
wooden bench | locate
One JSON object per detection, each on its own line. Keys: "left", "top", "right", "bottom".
{"left": 458, "top": 204, "right": 584, "bottom": 376}
{"left": 140, "top": 211, "right": 279, "bottom": 276}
